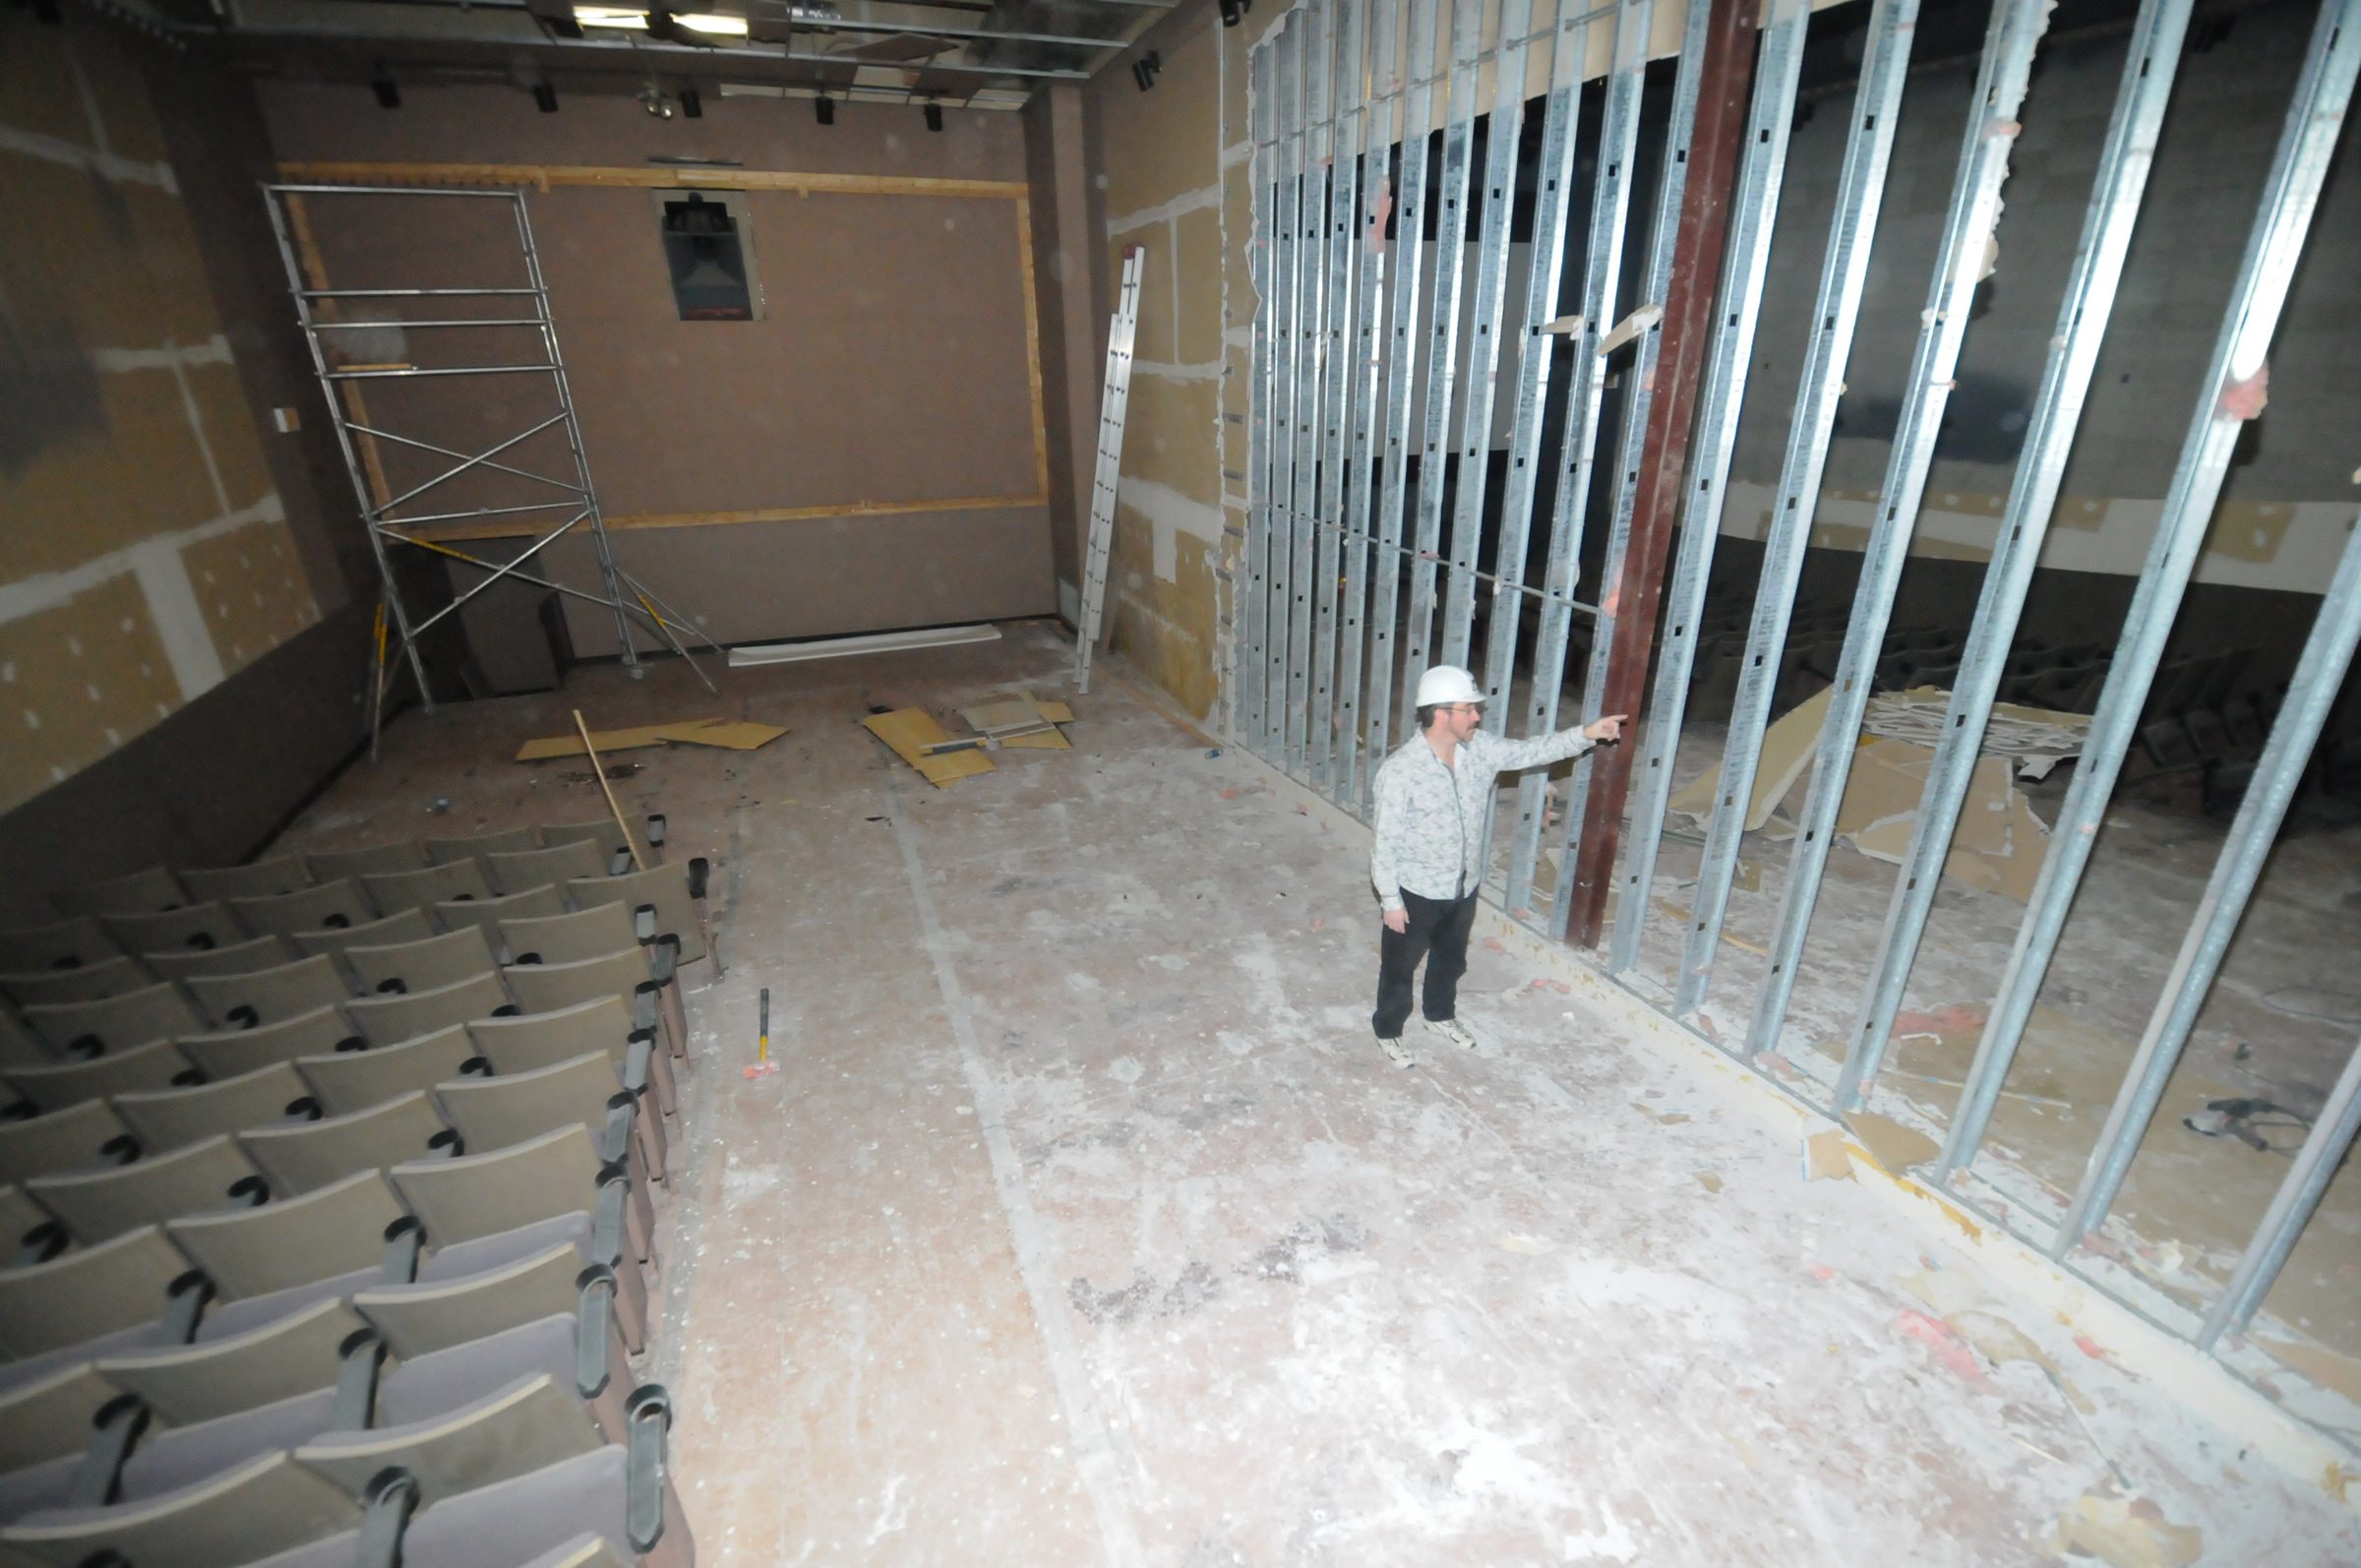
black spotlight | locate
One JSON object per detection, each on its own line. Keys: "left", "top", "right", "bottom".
{"left": 815, "top": 94, "right": 835, "bottom": 126}
{"left": 532, "top": 82, "right": 560, "bottom": 113}
{"left": 923, "top": 101, "right": 942, "bottom": 133}
{"left": 644, "top": 7, "right": 680, "bottom": 41}
{"left": 679, "top": 86, "right": 702, "bottom": 118}
{"left": 1218, "top": 0, "right": 1249, "bottom": 26}
{"left": 1132, "top": 50, "right": 1162, "bottom": 91}
{"left": 371, "top": 72, "right": 400, "bottom": 109}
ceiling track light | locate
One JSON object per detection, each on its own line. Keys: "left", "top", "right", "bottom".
{"left": 815, "top": 94, "right": 835, "bottom": 126}
{"left": 533, "top": 82, "right": 560, "bottom": 112}
{"left": 1218, "top": 0, "right": 1249, "bottom": 27}
{"left": 1132, "top": 50, "right": 1162, "bottom": 92}
{"left": 680, "top": 85, "right": 702, "bottom": 118}
{"left": 371, "top": 69, "right": 399, "bottom": 109}
{"left": 923, "top": 100, "right": 942, "bottom": 133}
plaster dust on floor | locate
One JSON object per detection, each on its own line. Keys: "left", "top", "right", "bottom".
{"left": 274, "top": 622, "right": 2358, "bottom": 1566}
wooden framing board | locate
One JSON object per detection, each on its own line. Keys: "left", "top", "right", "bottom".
{"left": 275, "top": 161, "right": 1027, "bottom": 201}
{"left": 1013, "top": 196, "right": 1052, "bottom": 501}
{"left": 404, "top": 493, "right": 1050, "bottom": 544}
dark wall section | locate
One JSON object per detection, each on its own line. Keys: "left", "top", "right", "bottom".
{"left": 0, "top": 15, "right": 373, "bottom": 906}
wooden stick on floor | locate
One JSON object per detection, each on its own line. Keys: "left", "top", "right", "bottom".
{"left": 573, "top": 709, "right": 648, "bottom": 872}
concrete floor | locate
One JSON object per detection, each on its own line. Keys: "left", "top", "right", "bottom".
{"left": 276, "top": 622, "right": 2357, "bottom": 1566}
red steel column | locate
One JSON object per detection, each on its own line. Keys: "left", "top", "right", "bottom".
{"left": 1565, "top": 0, "right": 1760, "bottom": 949}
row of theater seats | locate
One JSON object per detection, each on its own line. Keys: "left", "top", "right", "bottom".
{"left": 0, "top": 819, "right": 707, "bottom": 1568}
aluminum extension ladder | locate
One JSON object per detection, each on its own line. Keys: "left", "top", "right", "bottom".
{"left": 1074, "top": 246, "right": 1144, "bottom": 694}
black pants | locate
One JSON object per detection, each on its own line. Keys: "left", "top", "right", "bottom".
{"left": 1372, "top": 888, "right": 1480, "bottom": 1040}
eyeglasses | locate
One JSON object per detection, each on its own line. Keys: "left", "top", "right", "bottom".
{"left": 1444, "top": 703, "right": 1483, "bottom": 715}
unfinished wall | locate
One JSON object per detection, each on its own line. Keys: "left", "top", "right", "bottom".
{"left": 1725, "top": 0, "right": 2359, "bottom": 591}
{"left": 0, "top": 7, "right": 365, "bottom": 891}
{"left": 259, "top": 82, "right": 1057, "bottom": 652}
{"left": 1084, "top": 0, "right": 1278, "bottom": 724}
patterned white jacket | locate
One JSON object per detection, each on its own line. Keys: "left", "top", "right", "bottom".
{"left": 1368, "top": 726, "right": 1598, "bottom": 911}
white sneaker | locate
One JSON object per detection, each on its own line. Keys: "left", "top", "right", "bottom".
{"left": 1377, "top": 1036, "right": 1419, "bottom": 1069}
{"left": 1423, "top": 1016, "right": 1480, "bottom": 1052}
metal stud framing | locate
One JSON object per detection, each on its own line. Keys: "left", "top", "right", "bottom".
{"left": 1396, "top": 1, "right": 1489, "bottom": 742}
{"left": 1607, "top": 0, "right": 1811, "bottom": 974}
{"left": 1308, "top": 0, "right": 1367, "bottom": 792}
{"left": 1827, "top": 0, "right": 2196, "bottom": 1090}
{"left": 1759, "top": 0, "right": 2055, "bottom": 1096}
{"left": 1436, "top": 0, "right": 1539, "bottom": 671}
{"left": 1551, "top": 0, "right": 1716, "bottom": 938}
{"left": 2054, "top": 512, "right": 2361, "bottom": 1254}
{"left": 1361, "top": 0, "right": 1445, "bottom": 796}
{"left": 1504, "top": 0, "right": 1652, "bottom": 915}
{"left": 1241, "top": 0, "right": 2361, "bottom": 1384}
{"left": 1942, "top": 0, "right": 2361, "bottom": 1178}
{"left": 2200, "top": 1021, "right": 2361, "bottom": 1350}
{"left": 1242, "top": 41, "right": 1278, "bottom": 752}
{"left": 1478, "top": 45, "right": 1586, "bottom": 725}
{"left": 1330, "top": 0, "right": 1408, "bottom": 808}
{"left": 1672, "top": 0, "right": 1916, "bottom": 1021}
{"left": 1284, "top": 0, "right": 1333, "bottom": 775}
{"left": 1263, "top": 19, "right": 1305, "bottom": 762}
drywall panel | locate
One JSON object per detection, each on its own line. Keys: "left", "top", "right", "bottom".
{"left": 0, "top": 573, "right": 183, "bottom": 808}
{"left": 0, "top": 6, "right": 338, "bottom": 827}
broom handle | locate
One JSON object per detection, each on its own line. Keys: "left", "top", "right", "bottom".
{"left": 573, "top": 709, "right": 648, "bottom": 873}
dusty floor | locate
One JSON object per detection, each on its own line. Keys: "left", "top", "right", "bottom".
{"left": 1531, "top": 713, "right": 2361, "bottom": 1386}
{"left": 276, "top": 622, "right": 2356, "bottom": 1566}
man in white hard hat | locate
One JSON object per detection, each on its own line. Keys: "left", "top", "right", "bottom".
{"left": 1366, "top": 665, "right": 1624, "bottom": 1066}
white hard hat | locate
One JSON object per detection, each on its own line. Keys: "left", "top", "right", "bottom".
{"left": 1415, "top": 665, "right": 1483, "bottom": 706}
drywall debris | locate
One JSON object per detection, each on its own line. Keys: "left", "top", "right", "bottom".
{"left": 1842, "top": 1110, "right": 1940, "bottom": 1176}
{"left": 2255, "top": 1336, "right": 2361, "bottom": 1408}
{"left": 1861, "top": 685, "right": 2090, "bottom": 777}
{"left": 516, "top": 716, "right": 784, "bottom": 761}
{"left": 1801, "top": 1120, "right": 1853, "bottom": 1182}
{"left": 862, "top": 707, "right": 995, "bottom": 787}
{"left": 1839, "top": 735, "right": 2052, "bottom": 902}
{"left": 1597, "top": 302, "right": 1663, "bottom": 355}
{"left": 2051, "top": 1492, "right": 2203, "bottom": 1568}
{"left": 957, "top": 692, "right": 1076, "bottom": 752}
{"left": 1670, "top": 686, "right": 1833, "bottom": 832}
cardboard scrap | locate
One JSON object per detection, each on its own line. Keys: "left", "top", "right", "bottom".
{"left": 862, "top": 708, "right": 996, "bottom": 787}
{"left": 1838, "top": 735, "right": 2051, "bottom": 903}
{"left": 671, "top": 719, "right": 788, "bottom": 752}
{"left": 1802, "top": 1122, "right": 1854, "bottom": 1182}
{"left": 517, "top": 720, "right": 709, "bottom": 761}
{"left": 2256, "top": 1336, "right": 2361, "bottom": 1408}
{"left": 1842, "top": 1110, "right": 1940, "bottom": 1176}
{"left": 1669, "top": 686, "right": 1832, "bottom": 831}
{"left": 959, "top": 692, "right": 1075, "bottom": 752}
{"left": 2051, "top": 1493, "right": 2202, "bottom": 1568}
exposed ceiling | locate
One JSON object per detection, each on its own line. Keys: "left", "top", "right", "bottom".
{"left": 119, "top": 0, "right": 1180, "bottom": 106}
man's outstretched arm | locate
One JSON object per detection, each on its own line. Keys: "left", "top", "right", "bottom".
{"left": 1477, "top": 714, "right": 1628, "bottom": 772}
